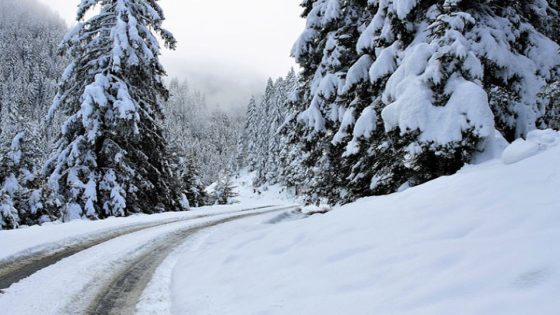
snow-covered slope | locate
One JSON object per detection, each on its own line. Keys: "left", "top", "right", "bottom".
{"left": 171, "top": 130, "right": 560, "bottom": 315}
{"left": 208, "top": 169, "right": 298, "bottom": 205}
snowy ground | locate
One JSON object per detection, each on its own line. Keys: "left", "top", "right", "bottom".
{"left": 170, "top": 130, "right": 560, "bottom": 315}
{"left": 0, "top": 205, "right": 296, "bottom": 314}
{"left": 1, "top": 130, "right": 558, "bottom": 315}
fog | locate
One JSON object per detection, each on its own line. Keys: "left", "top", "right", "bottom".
{"left": 37, "top": 0, "right": 304, "bottom": 111}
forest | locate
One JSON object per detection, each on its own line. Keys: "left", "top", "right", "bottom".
{"left": 1, "top": 1, "right": 559, "bottom": 313}
{"left": 0, "top": 0, "right": 245, "bottom": 228}
{"left": 1, "top": 0, "right": 559, "bottom": 229}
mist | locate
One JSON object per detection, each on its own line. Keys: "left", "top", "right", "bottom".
{"left": 38, "top": 0, "right": 305, "bottom": 113}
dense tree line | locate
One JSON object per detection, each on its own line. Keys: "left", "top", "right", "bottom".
{"left": 0, "top": 0, "right": 67, "bottom": 228}
{"left": 3, "top": 0, "right": 560, "bottom": 227}
{"left": 165, "top": 79, "right": 244, "bottom": 206}
{"left": 237, "top": 69, "right": 298, "bottom": 187}
{"left": 240, "top": 0, "right": 560, "bottom": 205}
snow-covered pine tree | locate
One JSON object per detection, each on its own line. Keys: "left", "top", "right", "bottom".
{"left": 237, "top": 70, "right": 299, "bottom": 191}
{"left": 46, "top": 0, "right": 185, "bottom": 221}
{"left": 265, "top": 70, "right": 301, "bottom": 186}
{"left": 243, "top": 96, "right": 260, "bottom": 172}
{"left": 0, "top": 95, "right": 48, "bottom": 228}
{"left": 253, "top": 79, "right": 275, "bottom": 186}
{"left": 213, "top": 172, "right": 238, "bottom": 205}
{"left": 165, "top": 79, "right": 242, "bottom": 186}
{"left": 181, "top": 157, "right": 207, "bottom": 207}
{"left": 291, "top": 0, "right": 377, "bottom": 204}
{"left": 477, "top": 1, "right": 560, "bottom": 141}
{"left": 264, "top": 77, "right": 287, "bottom": 184}
{"left": 1, "top": 128, "right": 47, "bottom": 226}
{"left": 278, "top": 70, "right": 308, "bottom": 195}
{"left": 542, "top": 81, "right": 560, "bottom": 130}
{"left": 0, "top": 0, "right": 67, "bottom": 228}
{"left": 235, "top": 127, "right": 249, "bottom": 172}
{"left": 291, "top": 0, "right": 342, "bottom": 203}
{"left": 347, "top": 0, "right": 559, "bottom": 195}
{"left": 0, "top": 98, "right": 20, "bottom": 229}
{"left": 289, "top": 0, "right": 560, "bottom": 203}
{"left": 163, "top": 80, "right": 211, "bottom": 208}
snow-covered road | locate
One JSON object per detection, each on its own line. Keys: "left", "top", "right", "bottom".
{"left": 0, "top": 205, "right": 298, "bottom": 314}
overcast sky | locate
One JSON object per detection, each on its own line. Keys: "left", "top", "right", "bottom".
{"left": 37, "top": 0, "right": 304, "bottom": 111}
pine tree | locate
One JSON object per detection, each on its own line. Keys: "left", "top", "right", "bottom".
{"left": 181, "top": 158, "right": 207, "bottom": 207}
{"left": 542, "top": 81, "right": 560, "bottom": 130}
{"left": 45, "top": 0, "right": 185, "bottom": 221}
{"left": 164, "top": 79, "right": 241, "bottom": 187}
{"left": 167, "top": 136, "right": 206, "bottom": 208}
{"left": 0, "top": 0, "right": 67, "bottom": 229}
{"left": 213, "top": 172, "right": 238, "bottom": 205}
{"left": 253, "top": 79, "right": 275, "bottom": 186}
{"left": 264, "top": 78, "right": 286, "bottom": 184}
{"left": 0, "top": 189, "right": 17, "bottom": 229}
{"left": 0, "top": 112, "right": 48, "bottom": 228}
{"left": 287, "top": 0, "right": 560, "bottom": 203}
{"left": 290, "top": 0, "right": 375, "bottom": 203}
{"left": 277, "top": 70, "right": 308, "bottom": 196}
{"left": 236, "top": 70, "right": 300, "bottom": 192}
{"left": 241, "top": 96, "right": 259, "bottom": 172}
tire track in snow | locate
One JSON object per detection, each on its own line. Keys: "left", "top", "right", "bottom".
{"left": 84, "top": 206, "right": 298, "bottom": 315}
{"left": 0, "top": 206, "right": 275, "bottom": 291}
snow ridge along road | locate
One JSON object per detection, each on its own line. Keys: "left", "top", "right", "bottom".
{"left": 0, "top": 205, "right": 277, "bottom": 291}
{"left": 87, "top": 206, "right": 297, "bottom": 315}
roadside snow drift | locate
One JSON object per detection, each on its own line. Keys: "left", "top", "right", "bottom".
{"left": 171, "top": 131, "right": 560, "bottom": 315}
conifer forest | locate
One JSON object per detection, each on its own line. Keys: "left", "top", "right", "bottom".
{"left": 0, "top": 1, "right": 559, "bottom": 314}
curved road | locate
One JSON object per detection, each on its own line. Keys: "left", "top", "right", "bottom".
{"left": 88, "top": 208, "right": 294, "bottom": 315}
{"left": 0, "top": 205, "right": 298, "bottom": 314}
{"left": 0, "top": 205, "right": 274, "bottom": 291}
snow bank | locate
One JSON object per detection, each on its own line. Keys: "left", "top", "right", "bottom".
{"left": 502, "top": 129, "right": 560, "bottom": 165}
{"left": 232, "top": 169, "right": 297, "bottom": 205}
{"left": 172, "top": 131, "right": 560, "bottom": 314}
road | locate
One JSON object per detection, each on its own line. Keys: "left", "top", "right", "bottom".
{"left": 0, "top": 205, "right": 298, "bottom": 314}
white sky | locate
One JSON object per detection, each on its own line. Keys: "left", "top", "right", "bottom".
{"left": 37, "top": 0, "right": 304, "bottom": 111}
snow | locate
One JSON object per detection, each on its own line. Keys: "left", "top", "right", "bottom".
{"left": 298, "top": 97, "right": 326, "bottom": 133}
{"left": 2, "top": 129, "right": 560, "bottom": 314}
{"left": 137, "top": 211, "right": 286, "bottom": 315}
{"left": 0, "top": 204, "right": 282, "bottom": 262}
{"left": 394, "top": 0, "right": 419, "bottom": 19}
{"left": 317, "top": 73, "right": 339, "bottom": 99}
{"left": 3, "top": 175, "right": 18, "bottom": 195}
{"left": 471, "top": 130, "right": 509, "bottom": 165}
{"left": 502, "top": 129, "right": 560, "bottom": 165}
{"left": 8, "top": 131, "right": 25, "bottom": 165}
{"left": 382, "top": 61, "right": 495, "bottom": 144}
{"left": 323, "top": 0, "right": 342, "bottom": 25}
{"left": 332, "top": 108, "right": 355, "bottom": 144}
{"left": 369, "top": 42, "right": 399, "bottom": 83}
{"left": 170, "top": 131, "right": 560, "bottom": 314}
{"left": 352, "top": 106, "right": 378, "bottom": 139}
{"left": 341, "top": 55, "right": 373, "bottom": 94}
{"left": 81, "top": 73, "right": 108, "bottom": 143}
{"left": 0, "top": 207, "right": 289, "bottom": 315}
{"left": 344, "top": 106, "right": 378, "bottom": 156}
{"left": 232, "top": 169, "right": 296, "bottom": 206}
